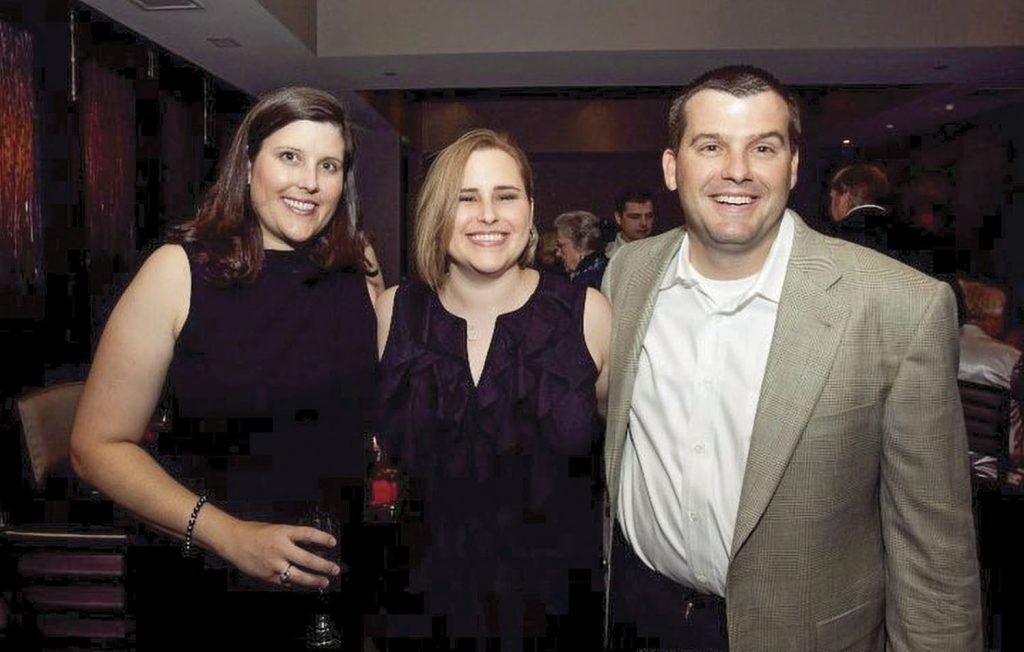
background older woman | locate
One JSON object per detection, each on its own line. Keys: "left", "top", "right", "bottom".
{"left": 554, "top": 209, "right": 609, "bottom": 289}
{"left": 375, "top": 129, "right": 609, "bottom": 648}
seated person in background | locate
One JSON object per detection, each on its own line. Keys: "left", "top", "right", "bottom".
{"left": 605, "top": 187, "right": 655, "bottom": 259}
{"left": 828, "top": 162, "right": 892, "bottom": 251}
{"left": 955, "top": 277, "right": 1023, "bottom": 464}
{"left": 958, "top": 278, "right": 1021, "bottom": 388}
{"left": 554, "top": 210, "right": 608, "bottom": 289}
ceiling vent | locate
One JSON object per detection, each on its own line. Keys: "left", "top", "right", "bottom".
{"left": 207, "top": 37, "right": 241, "bottom": 48}
{"left": 127, "top": 0, "right": 204, "bottom": 10}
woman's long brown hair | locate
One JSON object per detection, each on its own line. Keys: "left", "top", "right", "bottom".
{"left": 168, "top": 86, "right": 366, "bottom": 284}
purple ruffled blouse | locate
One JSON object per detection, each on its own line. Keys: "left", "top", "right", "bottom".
{"left": 379, "top": 272, "right": 604, "bottom": 637}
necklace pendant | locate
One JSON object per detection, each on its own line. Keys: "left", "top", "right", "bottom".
{"left": 466, "top": 322, "right": 478, "bottom": 342}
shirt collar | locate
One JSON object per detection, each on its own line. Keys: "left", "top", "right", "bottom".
{"left": 660, "top": 209, "right": 796, "bottom": 306}
{"left": 843, "top": 203, "right": 887, "bottom": 218}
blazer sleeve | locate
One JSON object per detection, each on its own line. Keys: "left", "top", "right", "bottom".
{"left": 600, "top": 251, "right": 622, "bottom": 303}
{"left": 880, "top": 281, "right": 983, "bottom": 651}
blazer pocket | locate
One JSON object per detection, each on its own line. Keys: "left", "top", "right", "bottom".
{"left": 815, "top": 597, "right": 883, "bottom": 651}
{"left": 808, "top": 401, "right": 878, "bottom": 424}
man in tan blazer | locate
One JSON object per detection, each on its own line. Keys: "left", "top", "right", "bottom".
{"left": 602, "top": 66, "right": 981, "bottom": 651}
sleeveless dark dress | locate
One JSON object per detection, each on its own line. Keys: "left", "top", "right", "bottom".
{"left": 378, "top": 272, "right": 604, "bottom": 649}
{"left": 138, "top": 246, "right": 377, "bottom": 649}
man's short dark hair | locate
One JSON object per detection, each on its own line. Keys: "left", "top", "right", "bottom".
{"left": 667, "top": 65, "right": 801, "bottom": 153}
{"left": 614, "top": 187, "right": 654, "bottom": 214}
{"left": 830, "top": 163, "right": 890, "bottom": 206}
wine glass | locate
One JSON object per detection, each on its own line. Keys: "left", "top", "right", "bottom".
{"left": 142, "top": 403, "right": 172, "bottom": 450}
{"left": 301, "top": 505, "right": 343, "bottom": 650}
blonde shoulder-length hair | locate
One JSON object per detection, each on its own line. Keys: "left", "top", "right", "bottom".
{"left": 413, "top": 128, "right": 535, "bottom": 289}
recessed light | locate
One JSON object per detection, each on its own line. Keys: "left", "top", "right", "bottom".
{"left": 128, "top": 0, "right": 203, "bottom": 9}
{"left": 945, "top": 103, "right": 955, "bottom": 111}
{"left": 208, "top": 37, "right": 241, "bottom": 48}
{"left": 885, "top": 124, "right": 894, "bottom": 129}
{"left": 842, "top": 138, "right": 851, "bottom": 145}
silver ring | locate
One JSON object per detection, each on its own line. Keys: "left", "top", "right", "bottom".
{"left": 279, "top": 562, "right": 294, "bottom": 585}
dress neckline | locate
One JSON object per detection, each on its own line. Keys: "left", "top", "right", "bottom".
{"left": 431, "top": 271, "right": 545, "bottom": 327}
{"left": 429, "top": 272, "right": 547, "bottom": 389}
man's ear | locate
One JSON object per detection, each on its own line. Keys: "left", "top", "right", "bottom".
{"left": 662, "top": 149, "right": 678, "bottom": 191}
{"left": 789, "top": 149, "right": 799, "bottom": 191}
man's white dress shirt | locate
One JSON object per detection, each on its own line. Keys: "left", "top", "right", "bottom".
{"left": 618, "top": 211, "right": 795, "bottom": 597}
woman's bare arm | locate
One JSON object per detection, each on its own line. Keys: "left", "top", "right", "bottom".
{"left": 374, "top": 285, "right": 398, "bottom": 360}
{"left": 583, "top": 287, "right": 612, "bottom": 418}
{"left": 70, "top": 245, "right": 338, "bottom": 588}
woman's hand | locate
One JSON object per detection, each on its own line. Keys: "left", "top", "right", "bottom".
{"left": 219, "top": 520, "right": 342, "bottom": 589}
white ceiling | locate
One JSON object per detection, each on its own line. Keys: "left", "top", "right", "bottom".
{"left": 76, "top": 0, "right": 1024, "bottom": 148}
{"left": 80, "top": 0, "right": 1024, "bottom": 96}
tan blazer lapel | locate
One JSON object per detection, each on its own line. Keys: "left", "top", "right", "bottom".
{"left": 605, "top": 229, "right": 685, "bottom": 507}
{"left": 731, "top": 217, "right": 850, "bottom": 557}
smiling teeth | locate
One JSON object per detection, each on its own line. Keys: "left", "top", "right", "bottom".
{"left": 469, "top": 233, "right": 507, "bottom": 243}
{"left": 283, "top": 198, "right": 315, "bottom": 211}
{"left": 716, "top": 196, "right": 754, "bottom": 205}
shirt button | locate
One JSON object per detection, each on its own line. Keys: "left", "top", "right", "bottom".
{"left": 694, "top": 444, "right": 705, "bottom": 454}
{"left": 696, "top": 574, "right": 708, "bottom": 585}
{"left": 688, "top": 511, "right": 699, "bottom": 522}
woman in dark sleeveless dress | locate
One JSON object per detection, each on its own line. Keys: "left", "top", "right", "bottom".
{"left": 70, "top": 87, "right": 377, "bottom": 648}
{"left": 375, "top": 129, "right": 611, "bottom": 649}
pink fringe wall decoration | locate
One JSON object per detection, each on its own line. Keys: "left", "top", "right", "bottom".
{"left": 0, "top": 19, "right": 41, "bottom": 292}
{"left": 81, "top": 59, "right": 136, "bottom": 272}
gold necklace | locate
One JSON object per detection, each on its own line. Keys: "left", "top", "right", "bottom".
{"left": 446, "top": 271, "right": 531, "bottom": 344}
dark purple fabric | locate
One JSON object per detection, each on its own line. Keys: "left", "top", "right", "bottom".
{"left": 167, "top": 247, "right": 378, "bottom": 523}
{"left": 379, "top": 272, "right": 603, "bottom": 643}
{"left": 143, "top": 247, "right": 377, "bottom": 649}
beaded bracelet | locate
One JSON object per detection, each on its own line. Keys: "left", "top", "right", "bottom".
{"left": 181, "top": 494, "right": 207, "bottom": 558}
